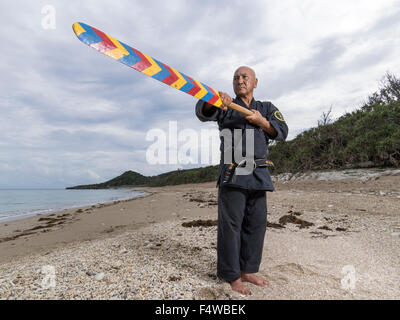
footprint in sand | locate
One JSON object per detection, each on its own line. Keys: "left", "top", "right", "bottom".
{"left": 272, "top": 263, "right": 307, "bottom": 276}
{"left": 271, "top": 263, "right": 341, "bottom": 287}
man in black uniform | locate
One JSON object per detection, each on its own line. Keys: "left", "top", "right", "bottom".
{"left": 195, "top": 66, "right": 288, "bottom": 295}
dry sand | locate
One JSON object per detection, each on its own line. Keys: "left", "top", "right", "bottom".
{"left": 0, "top": 174, "right": 399, "bottom": 299}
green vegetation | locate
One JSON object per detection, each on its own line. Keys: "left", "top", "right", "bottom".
{"left": 67, "top": 170, "right": 150, "bottom": 189}
{"left": 146, "top": 166, "right": 219, "bottom": 187}
{"left": 268, "top": 72, "right": 400, "bottom": 173}
{"left": 68, "top": 73, "right": 400, "bottom": 189}
{"left": 67, "top": 166, "right": 219, "bottom": 189}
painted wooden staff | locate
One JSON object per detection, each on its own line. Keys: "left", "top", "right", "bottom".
{"left": 73, "top": 22, "right": 253, "bottom": 116}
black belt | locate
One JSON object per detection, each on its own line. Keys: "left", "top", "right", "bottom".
{"left": 236, "top": 158, "right": 275, "bottom": 169}
{"left": 222, "top": 158, "right": 274, "bottom": 184}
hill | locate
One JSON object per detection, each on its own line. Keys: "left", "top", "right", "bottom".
{"left": 67, "top": 166, "right": 219, "bottom": 189}
{"left": 67, "top": 170, "right": 150, "bottom": 189}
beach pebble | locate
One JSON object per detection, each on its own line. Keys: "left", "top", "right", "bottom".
{"left": 94, "top": 273, "right": 105, "bottom": 281}
{"left": 379, "top": 191, "right": 386, "bottom": 196}
{"left": 112, "top": 261, "right": 122, "bottom": 269}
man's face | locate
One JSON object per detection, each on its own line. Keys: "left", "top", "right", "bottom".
{"left": 233, "top": 67, "right": 258, "bottom": 98}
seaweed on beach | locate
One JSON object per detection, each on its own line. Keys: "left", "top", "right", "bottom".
{"left": 318, "top": 225, "right": 333, "bottom": 231}
{"left": 267, "top": 221, "right": 285, "bottom": 229}
{"left": 182, "top": 219, "right": 218, "bottom": 228}
{"left": 279, "top": 212, "right": 314, "bottom": 229}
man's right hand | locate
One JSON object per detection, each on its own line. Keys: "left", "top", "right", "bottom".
{"left": 219, "top": 91, "right": 232, "bottom": 111}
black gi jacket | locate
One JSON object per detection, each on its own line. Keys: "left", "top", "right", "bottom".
{"left": 195, "top": 97, "right": 288, "bottom": 191}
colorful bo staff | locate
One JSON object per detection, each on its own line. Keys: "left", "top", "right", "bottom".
{"left": 72, "top": 22, "right": 252, "bottom": 116}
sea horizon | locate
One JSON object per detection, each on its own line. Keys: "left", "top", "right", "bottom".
{"left": 0, "top": 188, "right": 146, "bottom": 223}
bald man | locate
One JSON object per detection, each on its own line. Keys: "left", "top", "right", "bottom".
{"left": 195, "top": 66, "right": 288, "bottom": 295}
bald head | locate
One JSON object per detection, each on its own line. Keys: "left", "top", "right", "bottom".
{"left": 233, "top": 66, "right": 258, "bottom": 100}
{"left": 234, "top": 66, "right": 256, "bottom": 79}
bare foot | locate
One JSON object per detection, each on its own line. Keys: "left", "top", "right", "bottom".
{"left": 241, "top": 272, "right": 267, "bottom": 287}
{"left": 230, "top": 278, "right": 251, "bottom": 295}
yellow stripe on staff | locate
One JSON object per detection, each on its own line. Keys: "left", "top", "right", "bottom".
{"left": 193, "top": 80, "right": 208, "bottom": 99}
{"left": 213, "top": 96, "right": 223, "bottom": 107}
{"left": 170, "top": 68, "right": 187, "bottom": 90}
{"left": 141, "top": 53, "right": 162, "bottom": 77}
{"left": 73, "top": 22, "right": 86, "bottom": 36}
{"left": 104, "top": 35, "right": 130, "bottom": 60}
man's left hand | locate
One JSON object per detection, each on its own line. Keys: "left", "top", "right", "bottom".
{"left": 246, "top": 109, "right": 277, "bottom": 137}
{"left": 245, "top": 109, "right": 265, "bottom": 127}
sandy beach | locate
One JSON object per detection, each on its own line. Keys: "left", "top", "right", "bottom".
{"left": 0, "top": 171, "right": 399, "bottom": 300}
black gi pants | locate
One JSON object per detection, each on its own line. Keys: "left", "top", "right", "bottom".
{"left": 217, "top": 185, "right": 267, "bottom": 282}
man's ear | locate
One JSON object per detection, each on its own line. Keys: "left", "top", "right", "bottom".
{"left": 254, "top": 78, "right": 258, "bottom": 89}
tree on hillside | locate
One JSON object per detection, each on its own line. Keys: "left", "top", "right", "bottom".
{"left": 317, "top": 105, "right": 334, "bottom": 126}
{"left": 363, "top": 72, "right": 400, "bottom": 111}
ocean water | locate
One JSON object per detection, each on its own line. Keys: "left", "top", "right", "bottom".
{"left": 0, "top": 188, "right": 146, "bottom": 223}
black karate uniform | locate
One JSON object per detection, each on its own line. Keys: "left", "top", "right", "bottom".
{"left": 195, "top": 97, "right": 288, "bottom": 282}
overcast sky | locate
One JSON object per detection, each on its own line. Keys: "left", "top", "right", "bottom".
{"left": 1, "top": 0, "right": 400, "bottom": 188}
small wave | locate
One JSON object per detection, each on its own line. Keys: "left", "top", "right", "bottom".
{"left": 0, "top": 190, "right": 145, "bottom": 223}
